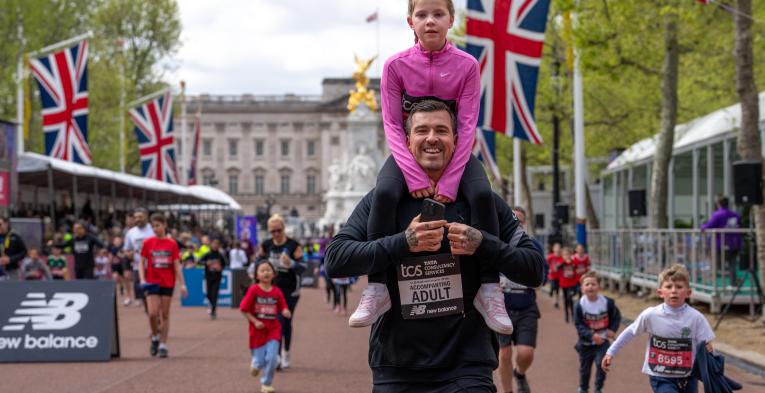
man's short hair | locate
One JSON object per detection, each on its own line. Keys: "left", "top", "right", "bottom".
{"left": 404, "top": 100, "right": 457, "bottom": 136}
{"left": 134, "top": 207, "right": 148, "bottom": 215}
{"left": 658, "top": 264, "right": 690, "bottom": 286}
{"left": 717, "top": 196, "right": 729, "bottom": 208}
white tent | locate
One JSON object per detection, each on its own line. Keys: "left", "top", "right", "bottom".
{"left": 17, "top": 152, "right": 241, "bottom": 211}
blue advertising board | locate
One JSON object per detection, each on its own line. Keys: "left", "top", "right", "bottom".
{"left": 181, "top": 268, "right": 232, "bottom": 307}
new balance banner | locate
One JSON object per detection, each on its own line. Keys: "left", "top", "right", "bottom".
{"left": 0, "top": 281, "right": 115, "bottom": 362}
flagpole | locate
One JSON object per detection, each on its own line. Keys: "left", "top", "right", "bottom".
{"left": 118, "top": 39, "right": 126, "bottom": 173}
{"left": 28, "top": 31, "right": 93, "bottom": 57}
{"left": 376, "top": 7, "right": 381, "bottom": 76}
{"left": 513, "top": 139, "right": 522, "bottom": 206}
{"left": 180, "top": 81, "right": 187, "bottom": 185}
{"left": 573, "top": 40, "right": 587, "bottom": 248}
{"left": 128, "top": 88, "right": 171, "bottom": 107}
{"left": 16, "top": 51, "right": 24, "bottom": 154}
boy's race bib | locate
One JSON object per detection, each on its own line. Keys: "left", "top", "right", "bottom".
{"left": 397, "top": 253, "right": 463, "bottom": 320}
{"left": 584, "top": 311, "right": 609, "bottom": 333}
{"left": 648, "top": 335, "right": 693, "bottom": 376}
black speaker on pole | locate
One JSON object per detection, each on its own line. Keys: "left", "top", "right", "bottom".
{"left": 733, "top": 160, "right": 763, "bottom": 205}
{"left": 555, "top": 203, "right": 569, "bottom": 225}
{"left": 628, "top": 189, "right": 647, "bottom": 217}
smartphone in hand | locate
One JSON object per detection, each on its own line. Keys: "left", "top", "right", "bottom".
{"left": 420, "top": 198, "right": 445, "bottom": 222}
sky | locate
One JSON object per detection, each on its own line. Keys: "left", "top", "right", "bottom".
{"left": 167, "top": 0, "right": 467, "bottom": 95}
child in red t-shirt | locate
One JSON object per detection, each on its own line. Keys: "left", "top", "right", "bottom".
{"left": 241, "top": 261, "right": 291, "bottom": 393}
{"left": 572, "top": 244, "right": 591, "bottom": 293}
{"left": 558, "top": 247, "right": 579, "bottom": 323}
{"left": 546, "top": 242, "right": 563, "bottom": 308}
{"left": 138, "top": 213, "right": 187, "bottom": 359}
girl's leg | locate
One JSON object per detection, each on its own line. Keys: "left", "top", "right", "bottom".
{"left": 123, "top": 270, "right": 134, "bottom": 301}
{"left": 146, "top": 295, "right": 161, "bottom": 337}
{"left": 159, "top": 295, "right": 173, "bottom": 343}
{"left": 251, "top": 347, "right": 264, "bottom": 369}
{"left": 261, "top": 340, "right": 280, "bottom": 386}
{"left": 341, "top": 284, "right": 349, "bottom": 310}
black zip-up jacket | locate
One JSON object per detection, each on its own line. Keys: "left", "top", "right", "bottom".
{"left": 573, "top": 295, "right": 621, "bottom": 346}
{"left": 325, "top": 191, "right": 545, "bottom": 384}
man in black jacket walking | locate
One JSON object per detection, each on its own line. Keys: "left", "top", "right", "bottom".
{"left": 325, "top": 100, "right": 545, "bottom": 393}
{"left": 0, "top": 217, "right": 28, "bottom": 280}
{"left": 52, "top": 221, "right": 105, "bottom": 279}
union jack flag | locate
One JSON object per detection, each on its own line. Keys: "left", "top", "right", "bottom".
{"left": 29, "top": 40, "right": 91, "bottom": 164}
{"left": 473, "top": 129, "right": 502, "bottom": 182}
{"left": 128, "top": 90, "right": 179, "bottom": 184}
{"left": 465, "top": 0, "right": 551, "bottom": 144}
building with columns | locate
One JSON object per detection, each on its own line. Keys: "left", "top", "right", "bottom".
{"left": 175, "top": 78, "right": 382, "bottom": 223}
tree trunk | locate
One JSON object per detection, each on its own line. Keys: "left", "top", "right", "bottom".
{"left": 649, "top": 6, "right": 680, "bottom": 229}
{"left": 732, "top": 0, "right": 764, "bottom": 296}
{"left": 519, "top": 143, "right": 536, "bottom": 237}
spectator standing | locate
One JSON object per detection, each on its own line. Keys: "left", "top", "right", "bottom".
{"left": 22, "top": 249, "right": 51, "bottom": 280}
{"left": 0, "top": 217, "right": 28, "bottom": 280}
{"left": 700, "top": 196, "right": 742, "bottom": 285}
{"left": 230, "top": 241, "right": 248, "bottom": 270}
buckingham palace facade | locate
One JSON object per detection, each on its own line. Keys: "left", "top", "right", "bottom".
{"left": 176, "top": 78, "right": 382, "bottom": 223}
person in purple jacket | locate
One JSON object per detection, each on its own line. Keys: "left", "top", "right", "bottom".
{"left": 700, "top": 196, "right": 742, "bottom": 285}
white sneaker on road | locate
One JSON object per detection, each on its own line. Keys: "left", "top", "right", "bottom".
{"left": 473, "top": 283, "right": 513, "bottom": 335}
{"left": 348, "top": 283, "right": 391, "bottom": 327}
{"left": 281, "top": 350, "right": 290, "bottom": 368}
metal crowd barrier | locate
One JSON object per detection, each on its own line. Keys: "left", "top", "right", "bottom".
{"left": 587, "top": 228, "right": 761, "bottom": 314}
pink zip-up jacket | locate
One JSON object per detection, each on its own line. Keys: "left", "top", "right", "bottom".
{"left": 380, "top": 41, "right": 481, "bottom": 201}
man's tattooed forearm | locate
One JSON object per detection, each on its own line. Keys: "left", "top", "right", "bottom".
{"left": 406, "top": 228, "right": 418, "bottom": 248}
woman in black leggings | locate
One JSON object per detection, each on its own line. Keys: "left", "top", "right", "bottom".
{"left": 258, "top": 214, "right": 305, "bottom": 370}
{"left": 333, "top": 277, "right": 351, "bottom": 314}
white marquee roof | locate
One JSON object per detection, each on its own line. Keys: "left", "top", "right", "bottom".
{"left": 606, "top": 91, "right": 765, "bottom": 173}
{"left": 17, "top": 152, "right": 241, "bottom": 211}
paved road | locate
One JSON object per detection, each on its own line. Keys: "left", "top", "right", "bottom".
{"left": 2, "top": 282, "right": 764, "bottom": 392}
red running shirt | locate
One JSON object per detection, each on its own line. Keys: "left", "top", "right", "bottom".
{"left": 140, "top": 237, "right": 180, "bottom": 288}
{"left": 572, "top": 254, "right": 590, "bottom": 282}
{"left": 547, "top": 254, "right": 563, "bottom": 280}
{"left": 240, "top": 284, "right": 288, "bottom": 349}
{"left": 558, "top": 260, "right": 579, "bottom": 288}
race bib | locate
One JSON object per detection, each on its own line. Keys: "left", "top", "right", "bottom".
{"left": 648, "top": 335, "right": 693, "bottom": 376}
{"left": 152, "top": 250, "right": 172, "bottom": 269}
{"left": 576, "top": 264, "right": 587, "bottom": 275}
{"left": 562, "top": 265, "right": 575, "bottom": 279}
{"left": 74, "top": 241, "right": 89, "bottom": 253}
{"left": 208, "top": 259, "right": 222, "bottom": 271}
{"left": 584, "top": 311, "right": 609, "bottom": 333}
{"left": 255, "top": 296, "right": 278, "bottom": 320}
{"left": 397, "top": 253, "right": 463, "bottom": 320}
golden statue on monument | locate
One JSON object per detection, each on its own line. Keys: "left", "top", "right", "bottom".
{"left": 347, "top": 54, "right": 378, "bottom": 113}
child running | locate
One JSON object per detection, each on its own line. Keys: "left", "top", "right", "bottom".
{"left": 547, "top": 242, "right": 563, "bottom": 308}
{"left": 138, "top": 213, "right": 187, "bottom": 358}
{"left": 559, "top": 247, "right": 578, "bottom": 323}
{"left": 240, "top": 261, "right": 292, "bottom": 393}
{"left": 602, "top": 264, "right": 714, "bottom": 393}
{"left": 350, "top": 0, "right": 510, "bottom": 335}
{"left": 574, "top": 271, "right": 621, "bottom": 393}
{"left": 573, "top": 243, "right": 590, "bottom": 294}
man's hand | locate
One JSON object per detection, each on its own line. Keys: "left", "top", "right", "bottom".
{"left": 601, "top": 355, "right": 613, "bottom": 373}
{"left": 447, "top": 223, "right": 483, "bottom": 256}
{"left": 592, "top": 334, "right": 605, "bottom": 345}
{"left": 405, "top": 215, "right": 447, "bottom": 253}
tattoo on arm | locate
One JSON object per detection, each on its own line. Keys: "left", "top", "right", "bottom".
{"left": 406, "top": 228, "right": 419, "bottom": 249}
{"left": 465, "top": 228, "right": 482, "bottom": 250}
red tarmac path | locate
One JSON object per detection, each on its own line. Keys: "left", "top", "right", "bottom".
{"left": 2, "top": 282, "right": 764, "bottom": 392}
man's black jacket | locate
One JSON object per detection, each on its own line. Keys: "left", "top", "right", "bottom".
{"left": 55, "top": 234, "right": 105, "bottom": 269}
{"left": 1, "top": 231, "right": 28, "bottom": 271}
{"left": 325, "top": 191, "right": 545, "bottom": 384}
